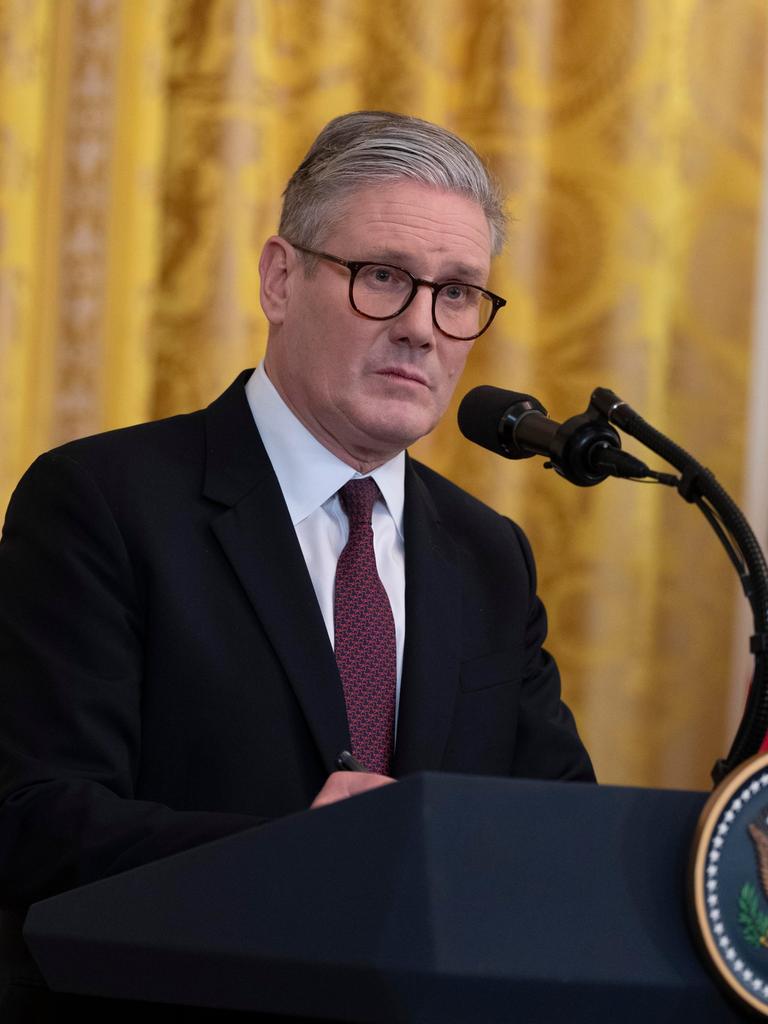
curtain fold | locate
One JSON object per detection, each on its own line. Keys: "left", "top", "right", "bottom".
{"left": 1, "top": 0, "right": 766, "bottom": 789}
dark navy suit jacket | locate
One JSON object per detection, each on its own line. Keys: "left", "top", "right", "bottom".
{"left": 0, "top": 371, "right": 593, "bottom": 913}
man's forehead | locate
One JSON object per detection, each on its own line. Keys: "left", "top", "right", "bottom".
{"left": 324, "top": 180, "right": 492, "bottom": 271}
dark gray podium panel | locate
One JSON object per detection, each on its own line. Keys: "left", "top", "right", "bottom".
{"left": 24, "top": 774, "right": 742, "bottom": 1023}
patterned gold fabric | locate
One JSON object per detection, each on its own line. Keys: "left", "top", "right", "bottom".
{"left": 1, "top": 0, "right": 766, "bottom": 789}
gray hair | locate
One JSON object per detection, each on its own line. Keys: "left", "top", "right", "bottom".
{"left": 278, "top": 110, "right": 506, "bottom": 257}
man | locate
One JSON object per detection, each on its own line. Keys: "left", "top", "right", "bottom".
{"left": 0, "top": 111, "right": 593, "bottom": 1016}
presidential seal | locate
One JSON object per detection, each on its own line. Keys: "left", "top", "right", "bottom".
{"left": 690, "top": 752, "right": 768, "bottom": 1016}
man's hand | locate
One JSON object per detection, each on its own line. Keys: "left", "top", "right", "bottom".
{"left": 311, "top": 770, "right": 394, "bottom": 809}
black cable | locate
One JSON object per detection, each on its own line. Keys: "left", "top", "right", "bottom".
{"left": 694, "top": 496, "right": 749, "bottom": 584}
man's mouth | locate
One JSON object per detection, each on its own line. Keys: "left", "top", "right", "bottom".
{"left": 377, "top": 368, "right": 430, "bottom": 388}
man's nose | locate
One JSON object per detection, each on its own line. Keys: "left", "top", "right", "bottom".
{"left": 391, "top": 284, "right": 435, "bottom": 346}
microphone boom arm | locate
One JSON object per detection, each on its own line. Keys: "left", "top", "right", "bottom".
{"left": 590, "top": 388, "right": 768, "bottom": 785}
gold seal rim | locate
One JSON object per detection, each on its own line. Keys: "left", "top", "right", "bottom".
{"left": 689, "top": 751, "right": 768, "bottom": 1015}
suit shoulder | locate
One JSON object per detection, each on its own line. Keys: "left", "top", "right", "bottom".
{"left": 14, "top": 411, "right": 207, "bottom": 514}
{"left": 48, "top": 409, "right": 204, "bottom": 466}
{"left": 33, "top": 371, "right": 252, "bottom": 485}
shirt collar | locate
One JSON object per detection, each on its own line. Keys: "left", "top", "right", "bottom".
{"left": 245, "top": 362, "right": 405, "bottom": 538}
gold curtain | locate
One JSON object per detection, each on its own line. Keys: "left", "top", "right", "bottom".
{"left": 1, "top": 0, "right": 766, "bottom": 789}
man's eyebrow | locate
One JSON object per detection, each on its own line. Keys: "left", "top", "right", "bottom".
{"left": 361, "top": 249, "right": 487, "bottom": 283}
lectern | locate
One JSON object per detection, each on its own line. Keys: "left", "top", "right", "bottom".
{"left": 23, "top": 773, "right": 743, "bottom": 1021}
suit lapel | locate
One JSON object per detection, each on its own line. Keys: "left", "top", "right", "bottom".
{"left": 202, "top": 374, "right": 350, "bottom": 774}
{"left": 392, "top": 459, "right": 462, "bottom": 776}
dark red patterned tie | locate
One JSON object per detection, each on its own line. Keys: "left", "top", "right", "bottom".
{"left": 334, "top": 477, "right": 396, "bottom": 775}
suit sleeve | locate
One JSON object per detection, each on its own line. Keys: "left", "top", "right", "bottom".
{"left": 0, "top": 453, "right": 259, "bottom": 909}
{"left": 508, "top": 520, "right": 596, "bottom": 782}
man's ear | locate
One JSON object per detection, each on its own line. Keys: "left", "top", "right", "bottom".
{"left": 259, "top": 236, "right": 296, "bottom": 324}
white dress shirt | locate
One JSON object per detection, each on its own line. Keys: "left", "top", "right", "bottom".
{"left": 245, "top": 363, "right": 406, "bottom": 713}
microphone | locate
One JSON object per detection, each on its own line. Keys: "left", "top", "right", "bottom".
{"left": 457, "top": 385, "right": 652, "bottom": 487}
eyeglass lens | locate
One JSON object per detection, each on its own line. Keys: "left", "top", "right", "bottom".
{"left": 352, "top": 264, "right": 494, "bottom": 339}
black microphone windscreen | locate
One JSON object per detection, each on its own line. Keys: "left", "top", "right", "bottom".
{"left": 457, "top": 385, "right": 538, "bottom": 455}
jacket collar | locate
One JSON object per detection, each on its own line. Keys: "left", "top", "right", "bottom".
{"left": 392, "top": 458, "right": 462, "bottom": 776}
{"left": 203, "top": 372, "right": 351, "bottom": 775}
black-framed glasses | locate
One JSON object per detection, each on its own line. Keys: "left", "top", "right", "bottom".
{"left": 290, "top": 243, "right": 506, "bottom": 341}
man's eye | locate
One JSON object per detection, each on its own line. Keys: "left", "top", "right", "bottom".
{"left": 443, "top": 284, "right": 468, "bottom": 301}
{"left": 359, "top": 265, "right": 407, "bottom": 290}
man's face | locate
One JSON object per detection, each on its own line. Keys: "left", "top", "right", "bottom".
{"left": 261, "top": 180, "right": 493, "bottom": 470}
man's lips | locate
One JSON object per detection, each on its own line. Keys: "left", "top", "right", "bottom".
{"left": 376, "top": 368, "right": 430, "bottom": 388}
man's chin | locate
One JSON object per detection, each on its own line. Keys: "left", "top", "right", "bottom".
{"left": 361, "top": 406, "right": 437, "bottom": 452}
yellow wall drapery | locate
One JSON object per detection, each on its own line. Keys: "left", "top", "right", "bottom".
{"left": 1, "top": 0, "right": 766, "bottom": 790}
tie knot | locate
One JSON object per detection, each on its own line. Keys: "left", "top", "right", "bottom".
{"left": 339, "top": 477, "right": 379, "bottom": 527}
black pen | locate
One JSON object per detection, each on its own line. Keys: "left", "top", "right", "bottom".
{"left": 335, "top": 749, "right": 366, "bottom": 772}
